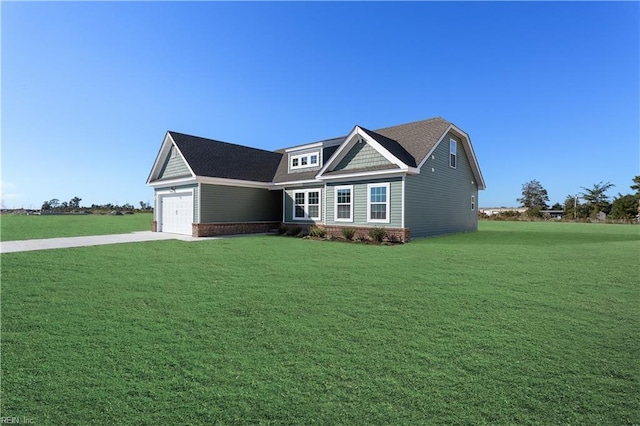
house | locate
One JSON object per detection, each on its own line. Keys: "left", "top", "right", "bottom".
{"left": 146, "top": 117, "right": 485, "bottom": 242}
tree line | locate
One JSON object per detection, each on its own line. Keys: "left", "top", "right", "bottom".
{"left": 516, "top": 176, "right": 639, "bottom": 221}
{"left": 41, "top": 197, "right": 152, "bottom": 213}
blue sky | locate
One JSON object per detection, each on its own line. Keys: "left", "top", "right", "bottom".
{"left": 2, "top": 1, "right": 638, "bottom": 209}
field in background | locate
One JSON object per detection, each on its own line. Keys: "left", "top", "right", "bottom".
{"left": 0, "top": 213, "right": 153, "bottom": 241}
{"left": 1, "top": 221, "right": 638, "bottom": 424}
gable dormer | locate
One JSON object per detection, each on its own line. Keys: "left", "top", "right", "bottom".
{"left": 286, "top": 142, "right": 323, "bottom": 173}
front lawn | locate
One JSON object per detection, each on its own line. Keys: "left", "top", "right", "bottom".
{"left": 1, "top": 221, "right": 638, "bottom": 424}
{"left": 0, "top": 213, "right": 153, "bottom": 241}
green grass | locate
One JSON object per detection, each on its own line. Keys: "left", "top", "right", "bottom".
{"left": 1, "top": 221, "right": 639, "bottom": 424}
{"left": 0, "top": 213, "right": 153, "bottom": 241}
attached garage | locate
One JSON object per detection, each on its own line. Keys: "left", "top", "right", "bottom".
{"left": 159, "top": 192, "right": 193, "bottom": 235}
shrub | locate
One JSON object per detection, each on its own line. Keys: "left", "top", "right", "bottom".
{"left": 309, "top": 226, "right": 326, "bottom": 238}
{"left": 342, "top": 228, "right": 355, "bottom": 240}
{"left": 286, "top": 226, "right": 302, "bottom": 236}
{"left": 277, "top": 224, "right": 287, "bottom": 235}
{"left": 368, "top": 227, "right": 386, "bottom": 243}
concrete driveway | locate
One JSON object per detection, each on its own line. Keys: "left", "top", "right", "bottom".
{"left": 0, "top": 231, "right": 219, "bottom": 254}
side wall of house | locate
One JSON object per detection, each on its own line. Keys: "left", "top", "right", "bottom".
{"left": 405, "top": 132, "right": 479, "bottom": 238}
{"left": 199, "top": 184, "right": 281, "bottom": 223}
{"left": 324, "top": 177, "right": 403, "bottom": 228}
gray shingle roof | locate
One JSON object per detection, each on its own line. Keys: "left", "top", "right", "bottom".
{"left": 372, "top": 117, "right": 452, "bottom": 167}
{"left": 161, "top": 117, "right": 461, "bottom": 184}
{"left": 169, "top": 131, "right": 282, "bottom": 182}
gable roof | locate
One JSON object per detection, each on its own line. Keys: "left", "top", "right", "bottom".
{"left": 168, "top": 131, "right": 283, "bottom": 183}
{"left": 372, "top": 117, "right": 452, "bottom": 167}
{"left": 147, "top": 117, "right": 484, "bottom": 190}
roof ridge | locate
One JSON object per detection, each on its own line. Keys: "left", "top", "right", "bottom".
{"left": 168, "top": 131, "right": 281, "bottom": 156}
{"left": 373, "top": 116, "right": 450, "bottom": 133}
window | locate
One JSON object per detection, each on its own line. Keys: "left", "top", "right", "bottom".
{"left": 367, "top": 183, "right": 390, "bottom": 223}
{"left": 449, "top": 139, "right": 457, "bottom": 168}
{"left": 335, "top": 185, "right": 353, "bottom": 222}
{"left": 291, "top": 151, "right": 320, "bottom": 170}
{"left": 471, "top": 195, "right": 476, "bottom": 211}
{"left": 293, "top": 190, "right": 321, "bottom": 220}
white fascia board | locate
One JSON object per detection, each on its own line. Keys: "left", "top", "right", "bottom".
{"left": 146, "top": 132, "right": 196, "bottom": 184}
{"left": 357, "top": 128, "right": 408, "bottom": 169}
{"left": 271, "top": 179, "right": 321, "bottom": 188}
{"left": 317, "top": 169, "right": 408, "bottom": 182}
{"left": 315, "top": 126, "right": 360, "bottom": 176}
{"left": 317, "top": 126, "right": 410, "bottom": 178}
{"left": 147, "top": 176, "right": 197, "bottom": 188}
{"left": 284, "top": 142, "right": 324, "bottom": 153}
{"left": 416, "top": 124, "right": 486, "bottom": 190}
{"left": 196, "top": 176, "right": 272, "bottom": 189}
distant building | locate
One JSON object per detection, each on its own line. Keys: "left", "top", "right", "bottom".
{"left": 479, "top": 207, "right": 527, "bottom": 216}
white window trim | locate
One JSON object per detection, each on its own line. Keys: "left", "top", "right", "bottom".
{"left": 471, "top": 195, "right": 476, "bottom": 211}
{"left": 367, "top": 183, "right": 390, "bottom": 223}
{"left": 291, "top": 151, "right": 320, "bottom": 170}
{"left": 293, "top": 189, "right": 321, "bottom": 221}
{"left": 334, "top": 185, "right": 353, "bottom": 222}
{"left": 449, "top": 139, "right": 457, "bottom": 169}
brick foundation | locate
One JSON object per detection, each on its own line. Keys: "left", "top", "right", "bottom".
{"left": 322, "top": 225, "right": 410, "bottom": 243}
{"left": 192, "top": 222, "right": 281, "bottom": 237}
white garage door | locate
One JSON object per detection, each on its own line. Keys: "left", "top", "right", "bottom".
{"left": 160, "top": 193, "right": 193, "bottom": 235}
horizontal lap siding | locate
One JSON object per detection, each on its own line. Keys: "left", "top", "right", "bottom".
{"left": 405, "top": 133, "right": 479, "bottom": 238}
{"left": 325, "top": 178, "right": 402, "bottom": 228}
{"left": 199, "top": 184, "right": 281, "bottom": 223}
{"left": 284, "top": 185, "right": 324, "bottom": 224}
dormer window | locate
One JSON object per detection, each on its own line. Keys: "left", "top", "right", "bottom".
{"left": 290, "top": 151, "right": 320, "bottom": 170}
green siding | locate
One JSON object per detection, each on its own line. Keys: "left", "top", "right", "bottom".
{"left": 405, "top": 133, "right": 479, "bottom": 238}
{"left": 333, "top": 142, "right": 391, "bottom": 171}
{"left": 158, "top": 148, "right": 191, "bottom": 180}
{"left": 325, "top": 178, "right": 402, "bottom": 228}
{"left": 284, "top": 185, "right": 324, "bottom": 224}
{"left": 199, "top": 184, "right": 281, "bottom": 223}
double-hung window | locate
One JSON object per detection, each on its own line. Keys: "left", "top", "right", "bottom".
{"left": 367, "top": 183, "right": 390, "bottom": 223}
{"left": 334, "top": 185, "right": 353, "bottom": 222}
{"left": 471, "top": 195, "right": 476, "bottom": 211}
{"left": 293, "top": 190, "right": 321, "bottom": 221}
{"left": 449, "top": 139, "right": 457, "bottom": 168}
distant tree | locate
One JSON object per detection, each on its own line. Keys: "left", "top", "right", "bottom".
{"left": 517, "top": 179, "right": 549, "bottom": 216}
{"left": 70, "top": 196, "right": 82, "bottom": 209}
{"left": 60, "top": 201, "right": 69, "bottom": 210}
{"left": 550, "top": 202, "right": 563, "bottom": 210}
{"left": 41, "top": 200, "right": 51, "bottom": 210}
{"left": 563, "top": 194, "right": 590, "bottom": 220}
{"left": 631, "top": 175, "right": 640, "bottom": 195}
{"left": 609, "top": 194, "right": 638, "bottom": 220}
{"left": 581, "top": 181, "right": 615, "bottom": 217}
{"left": 49, "top": 198, "right": 60, "bottom": 209}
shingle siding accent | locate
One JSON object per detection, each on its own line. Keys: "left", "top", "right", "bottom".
{"left": 405, "top": 132, "right": 479, "bottom": 238}
{"left": 325, "top": 178, "right": 402, "bottom": 228}
{"left": 199, "top": 184, "right": 281, "bottom": 223}
{"left": 157, "top": 150, "right": 191, "bottom": 180}
{"left": 333, "top": 142, "right": 391, "bottom": 172}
